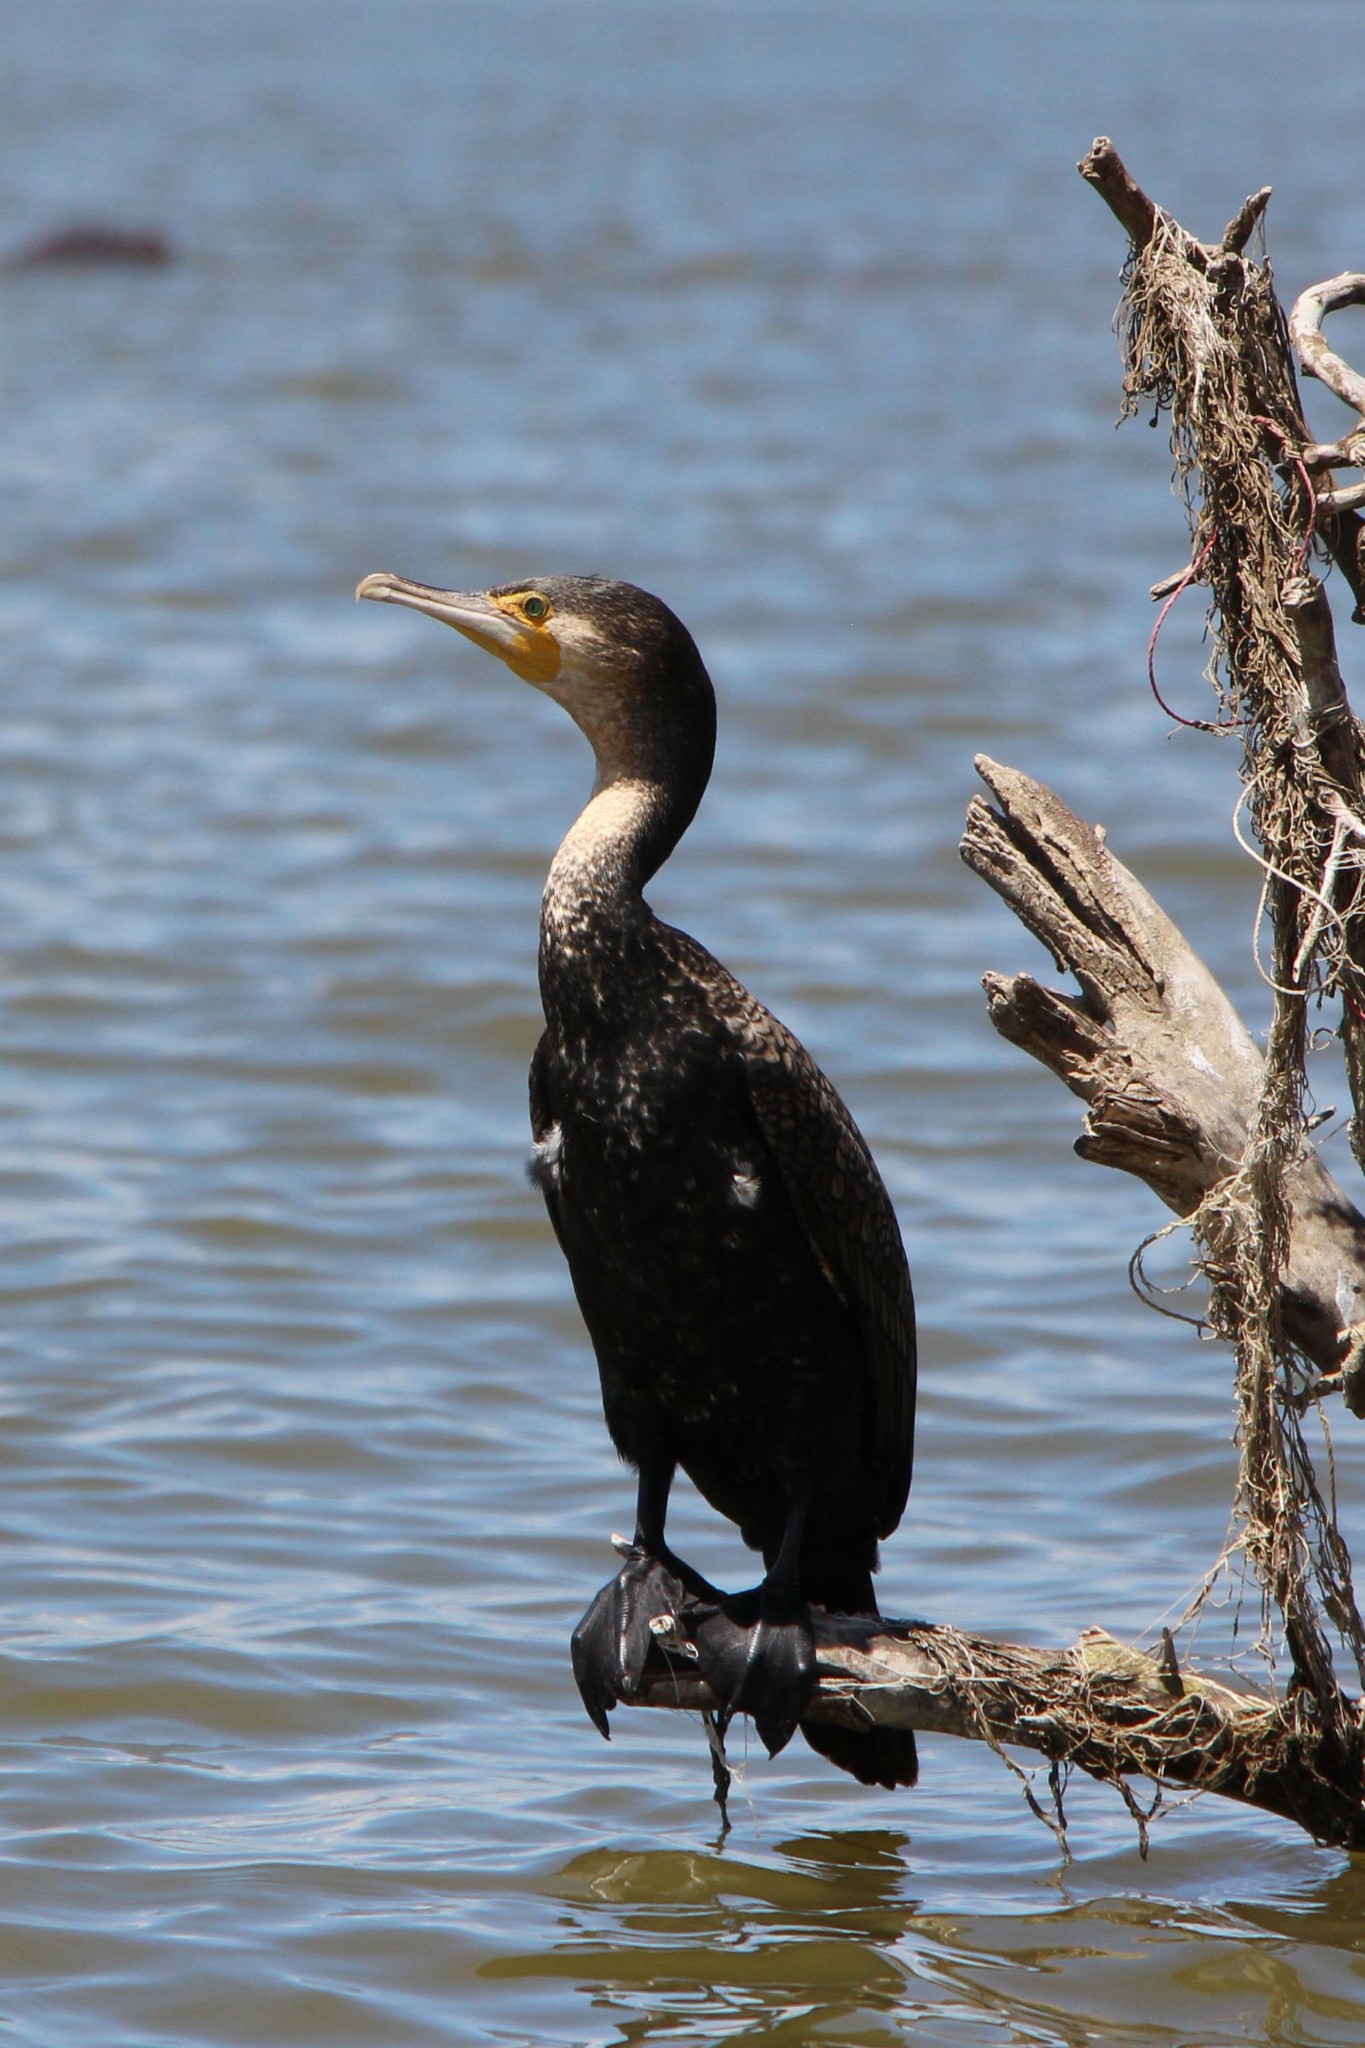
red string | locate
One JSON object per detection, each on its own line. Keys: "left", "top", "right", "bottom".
{"left": 1146, "top": 529, "right": 1233, "bottom": 730}
{"left": 1147, "top": 419, "right": 1320, "bottom": 732}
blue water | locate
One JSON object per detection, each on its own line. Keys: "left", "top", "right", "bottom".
{"left": 1, "top": 2, "right": 1364, "bottom": 2041}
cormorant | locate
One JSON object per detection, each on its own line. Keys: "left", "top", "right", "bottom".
{"left": 356, "top": 570, "right": 918, "bottom": 1788}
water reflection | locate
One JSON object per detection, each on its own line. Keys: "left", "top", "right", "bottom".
{"left": 1237, "top": 1850, "right": 1365, "bottom": 1954}
{"left": 493, "top": 1834, "right": 920, "bottom": 2045}
{"left": 495, "top": 1838, "right": 1365, "bottom": 2048}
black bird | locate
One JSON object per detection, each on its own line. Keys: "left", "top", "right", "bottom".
{"left": 356, "top": 571, "right": 918, "bottom": 1788}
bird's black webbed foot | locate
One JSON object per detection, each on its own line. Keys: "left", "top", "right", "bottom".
{"left": 690, "top": 1581, "right": 817, "bottom": 1758}
{"left": 571, "top": 1551, "right": 689, "bottom": 1738}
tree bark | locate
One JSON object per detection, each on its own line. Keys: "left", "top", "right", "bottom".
{"left": 960, "top": 756, "right": 1365, "bottom": 1412}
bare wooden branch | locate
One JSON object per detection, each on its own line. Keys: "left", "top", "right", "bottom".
{"left": 1075, "top": 140, "right": 1270, "bottom": 272}
{"left": 1077, "top": 137, "right": 1166, "bottom": 258}
{"left": 1284, "top": 574, "right": 1358, "bottom": 766}
{"left": 960, "top": 757, "right": 1365, "bottom": 1402}
{"left": 1279, "top": 578, "right": 1365, "bottom": 1201}
{"left": 1299, "top": 438, "right": 1365, "bottom": 475}
{"left": 627, "top": 1606, "right": 1365, "bottom": 1849}
{"left": 1315, "top": 479, "right": 1365, "bottom": 516}
{"left": 1291, "top": 273, "right": 1365, "bottom": 420}
{"left": 1222, "top": 186, "right": 1273, "bottom": 256}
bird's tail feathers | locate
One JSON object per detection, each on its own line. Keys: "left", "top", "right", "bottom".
{"left": 797, "top": 1566, "right": 918, "bottom": 1786}
{"left": 799, "top": 1717, "right": 919, "bottom": 1788}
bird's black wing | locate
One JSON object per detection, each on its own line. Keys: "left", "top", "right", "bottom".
{"left": 528, "top": 1032, "right": 569, "bottom": 1256}
{"left": 730, "top": 991, "right": 917, "bottom": 1538}
{"left": 528, "top": 1029, "right": 556, "bottom": 1145}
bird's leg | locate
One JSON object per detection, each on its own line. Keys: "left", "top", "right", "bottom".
{"left": 633, "top": 1458, "right": 724, "bottom": 1604}
{"left": 571, "top": 1456, "right": 716, "bottom": 1737}
{"left": 690, "top": 1496, "right": 816, "bottom": 1759}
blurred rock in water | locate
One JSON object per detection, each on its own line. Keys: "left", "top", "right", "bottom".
{"left": 3, "top": 223, "right": 174, "bottom": 270}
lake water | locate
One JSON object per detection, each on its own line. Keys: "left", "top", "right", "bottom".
{"left": 3, "top": 2, "right": 1365, "bottom": 2041}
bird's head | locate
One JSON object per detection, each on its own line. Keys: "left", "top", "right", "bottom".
{"left": 356, "top": 571, "right": 715, "bottom": 794}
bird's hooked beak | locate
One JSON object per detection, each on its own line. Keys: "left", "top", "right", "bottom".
{"left": 355, "top": 572, "right": 561, "bottom": 685}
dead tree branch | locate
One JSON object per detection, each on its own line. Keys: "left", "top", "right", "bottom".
{"left": 1077, "top": 137, "right": 1164, "bottom": 257}
{"left": 1291, "top": 273, "right": 1365, "bottom": 429}
{"left": 626, "top": 1604, "right": 1365, "bottom": 1851}
{"left": 961, "top": 757, "right": 1365, "bottom": 1406}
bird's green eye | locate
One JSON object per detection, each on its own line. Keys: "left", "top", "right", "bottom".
{"left": 522, "top": 594, "right": 549, "bottom": 622}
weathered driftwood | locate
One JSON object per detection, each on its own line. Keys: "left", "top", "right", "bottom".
{"left": 1290, "top": 271, "right": 1365, "bottom": 495}
{"left": 910, "top": 143, "right": 1365, "bottom": 1848}
{"left": 627, "top": 1606, "right": 1365, "bottom": 1850}
{"left": 961, "top": 756, "right": 1365, "bottom": 1409}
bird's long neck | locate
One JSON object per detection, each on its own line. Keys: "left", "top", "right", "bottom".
{"left": 539, "top": 768, "right": 701, "bottom": 1031}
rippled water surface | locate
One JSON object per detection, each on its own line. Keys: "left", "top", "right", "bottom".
{"left": 4, "top": 2, "right": 1365, "bottom": 2042}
